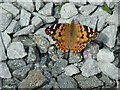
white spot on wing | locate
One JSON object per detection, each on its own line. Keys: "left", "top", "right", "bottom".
{"left": 53, "top": 24, "right": 57, "bottom": 29}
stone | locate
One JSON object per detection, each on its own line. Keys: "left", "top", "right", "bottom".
{"left": 31, "top": 16, "right": 43, "bottom": 29}
{"left": 0, "top": 35, "right": 7, "bottom": 61}
{"left": 97, "top": 48, "right": 115, "bottom": 63}
{"left": 87, "top": 0, "right": 104, "bottom": 6}
{"left": 7, "top": 42, "right": 27, "bottom": 59}
{"left": 1, "top": 32, "right": 11, "bottom": 49}
{"left": 17, "top": 0, "right": 34, "bottom": 12}
{"left": 0, "top": 2, "right": 19, "bottom": 16}
{"left": 0, "top": 78, "right": 2, "bottom": 89}
{"left": 81, "top": 59, "right": 101, "bottom": 77}
{"left": 64, "top": 64, "right": 80, "bottom": 76}
{"left": 20, "top": 8, "right": 31, "bottom": 27}
{"left": 7, "top": 59, "right": 26, "bottom": 71}
{"left": 0, "top": 62, "right": 11, "bottom": 78}
{"left": 68, "top": 0, "right": 87, "bottom": 5}
{"left": 96, "top": 25, "right": 118, "bottom": 48}
{"left": 57, "top": 74, "right": 78, "bottom": 88}
{"left": 13, "top": 25, "right": 35, "bottom": 37}
{"left": 18, "top": 70, "right": 47, "bottom": 88}
{"left": 40, "top": 55, "right": 50, "bottom": 65}
{"left": 60, "top": 3, "right": 78, "bottom": 18}
{"left": 51, "top": 59, "right": 68, "bottom": 77}
{"left": 78, "top": 5, "right": 97, "bottom": 16}
{"left": 74, "top": 75, "right": 103, "bottom": 88}
{"left": 34, "top": 0, "right": 44, "bottom": 11}
{"left": 12, "top": 64, "right": 32, "bottom": 79}
{"left": 39, "top": 2, "right": 53, "bottom": 16}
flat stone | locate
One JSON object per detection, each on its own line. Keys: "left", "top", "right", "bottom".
{"left": 20, "top": 8, "right": 31, "bottom": 27}
{"left": 18, "top": 70, "right": 47, "bottom": 88}
{"left": 96, "top": 25, "right": 117, "bottom": 48}
{"left": 74, "top": 75, "right": 103, "bottom": 88}
{"left": 79, "top": 5, "right": 97, "bottom": 16}
{"left": 34, "top": 0, "right": 44, "bottom": 11}
{"left": 57, "top": 74, "right": 78, "bottom": 88}
{"left": 64, "top": 64, "right": 80, "bottom": 76}
{"left": 7, "top": 59, "right": 26, "bottom": 71}
{"left": 7, "top": 42, "right": 27, "bottom": 59}
{"left": 0, "top": 3, "right": 19, "bottom": 16}
{"left": 17, "top": 0, "right": 34, "bottom": 12}
{"left": 81, "top": 59, "right": 101, "bottom": 77}
{"left": 97, "top": 48, "right": 115, "bottom": 63}
{"left": 60, "top": 3, "right": 78, "bottom": 18}
{"left": 13, "top": 25, "right": 35, "bottom": 37}
{"left": 1, "top": 32, "right": 11, "bottom": 49}
{"left": 39, "top": 2, "right": 53, "bottom": 16}
{"left": 0, "top": 62, "right": 11, "bottom": 78}
{"left": 68, "top": 0, "right": 87, "bottom": 5}
{"left": 31, "top": 16, "right": 43, "bottom": 29}
{"left": 0, "top": 35, "right": 7, "bottom": 61}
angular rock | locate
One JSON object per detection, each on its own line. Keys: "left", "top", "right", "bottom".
{"left": 34, "top": 0, "right": 44, "bottom": 11}
{"left": 0, "top": 62, "right": 11, "bottom": 78}
{"left": 97, "top": 48, "right": 115, "bottom": 63}
{"left": 39, "top": 2, "right": 53, "bottom": 16}
{"left": 7, "top": 42, "right": 27, "bottom": 59}
{"left": 60, "top": 3, "right": 78, "bottom": 18}
{"left": 13, "top": 25, "right": 35, "bottom": 37}
{"left": 81, "top": 59, "right": 101, "bottom": 77}
{"left": 74, "top": 75, "right": 103, "bottom": 88}
{"left": 20, "top": 8, "right": 31, "bottom": 27}
{"left": 40, "top": 55, "right": 50, "bottom": 65}
{"left": 64, "top": 64, "right": 80, "bottom": 76}
{"left": 18, "top": 70, "right": 47, "bottom": 88}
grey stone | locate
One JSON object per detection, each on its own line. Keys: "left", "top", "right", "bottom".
{"left": 7, "top": 59, "right": 26, "bottom": 71}
{"left": 97, "top": 48, "right": 115, "bottom": 63}
{"left": 31, "top": 16, "right": 43, "bottom": 29}
{"left": 0, "top": 34, "right": 7, "bottom": 61}
{"left": 19, "top": 70, "right": 47, "bottom": 88}
{"left": 51, "top": 59, "right": 68, "bottom": 77}
{"left": 98, "top": 62, "right": 120, "bottom": 80}
{"left": 20, "top": 8, "right": 31, "bottom": 27}
{"left": 17, "top": 0, "right": 34, "bottom": 12}
{"left": 40, "top": 55, "right": 50, "bottom": 65}
{"left": 13, "top": 64, "right": 32, "bottom": 79}
{"left": 87, "top": 0, "right": 104, "bottom": 6}
{"left": 58, "top": 17, "right": 74, "bottom": 23}
{"left": 39, "top": 2, "right": 53, "bottom": 16}
{"left": 60, "top": 3, "right": 78, "bottom": 19}
{"left": 7, "top": 42, "right": 27, "bottom": 59}
{"left": 96, "top": 25, "right": 117, "bottom": 48}
{"left": 81, "top": 59, "right": 101, "bottom": 77}
{"left": 79, "top": 5, "right": 97, "bottom": 16}
{"left": 34, "top": 0, "right": 44, "bottom": 11}
{"left": 69, "top": 52, "right": 82, "bottom": 63}
{"left": 0, "top": 78, "right": 1, "bottom": 89}
{"left": 0, "top": 3, "right": 19, "bottom": 16}
{"left": 13, "top": 25, "right": 35, "bottom": 37}
{"left": 1, "top": 32, "right": 11, "bottom": 49}
{"left": 68, "top": 0, "right": 87, "bottom": 5}
{"left": 74, "top": 75, "right": 103, "bottom": 88}
{"left": 0, "top": 62, "right": 11, "bottom": 78}
{"left": 0, "top": 7, "right": 12, "bottom": 32}
{"left": 57, "top": 74, "right": 78, "bottom": 88}
{"left": 64, "top": 64, "right": 80, "bottom": 76}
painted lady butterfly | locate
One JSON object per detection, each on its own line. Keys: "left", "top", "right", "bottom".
{"left": 45, "top": 20, "right": 97, "bottom": 53}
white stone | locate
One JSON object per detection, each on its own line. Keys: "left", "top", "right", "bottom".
{"left": 34, "top": 0, "right": 44, "bottom": 11}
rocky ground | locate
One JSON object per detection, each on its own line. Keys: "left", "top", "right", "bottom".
{"left": 0, "top": 0, "right": 120, "bottom": 89}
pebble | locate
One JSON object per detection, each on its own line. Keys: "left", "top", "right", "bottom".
{"left": 18, "top": 70, "right": 47, "bottom": 88}
{"left": 13, "top": 25, "right": 35, "bottom": 37}
{"left": 34, "top": 0, "right": 44, "bottom": 11}
{"left": 64, "top": 64, "right": 80, "bottom": 76}
{"left": 60, "top": 3, "right": 78, "bottom": 18}
{"left": 57, "top": 74, "right": 78, "bottom": 88}
{"left": 7, "top": 42, "right": 27, "bottom": 59}
{"left": 74, "top": 75, "right": 103, "bottom": 88}
{"left": 39, "top": 2, "right": 53, "bottom": 16}
{"left": 20, "top": 8, "right": 31, "bottom": 27}
{"left": 97, "top": 48, "right": 115, "bottom": 63}
{"left": 0, "top": 62, "right": 11, "bottom": 78}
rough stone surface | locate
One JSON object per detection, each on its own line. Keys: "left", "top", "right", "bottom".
{"left": 7, "top": 42, "right": 27, "bottom": 59}
{"left": 97, "top": 48, "right": 115, "bottom": 63}
{"left": 19, "top": 70, "right": 47, "bottom": 88}
{"left": 87, "top": 0, "right": 104, "bottom": 6}
{"left": 74, "top": 75, "right": 103, "bottom": 88}
{"left": 0, "top": 62, "right": 11, "bottom": 78}
{"left": 34, "top": 0, "right": 44, "bottom": 11}
{"left": 0, "top": 78, "right": 2, "bottom": 89}
{"left": 81, "top": 59, "right": 101, "bottom": 77}
{"left": 20, "top": 8, "right": 31, "bottom": 27}
{"left": 60, "top": 3, "right": 78, "bottom": 18}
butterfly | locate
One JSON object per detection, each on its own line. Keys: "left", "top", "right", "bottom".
{"left": 45, "top": 20, "right": 97, "bottom": 53}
